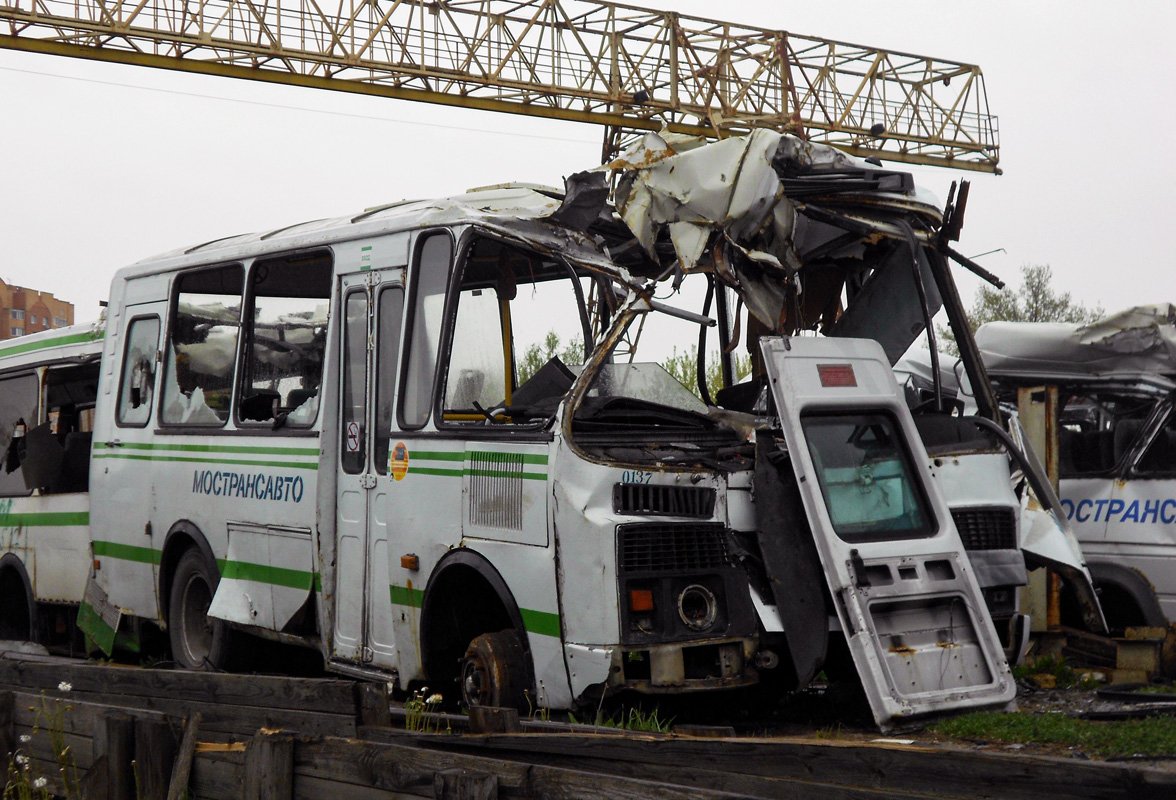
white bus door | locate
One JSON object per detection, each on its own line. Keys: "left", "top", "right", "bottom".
{"left": 333, "top": 274, "right": 404, "bottom": 668}
{"left": 761, "top": 336, "right": 1015, "bottom": 730}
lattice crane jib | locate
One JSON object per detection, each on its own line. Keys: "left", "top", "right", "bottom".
{"left": 0, "top": 0, "right": 999, "bottom": 172}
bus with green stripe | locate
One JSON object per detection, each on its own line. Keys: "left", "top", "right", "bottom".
{"left": 79, "top": 132, "right": 1021, "bottom": 730}
{"left": 0, "top": 320, "right": 103, "bottom": 651}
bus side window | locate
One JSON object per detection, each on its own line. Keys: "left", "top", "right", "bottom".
{"left": 161, "top": 264, "right": 244, "bottom": 425}
{"left": 0, "top": 372, "right": 38, "bottom": 497}
{"left": 399, "top": 233, "right": 453, "bottom": 430}
{"left": 238, "top": 251, "right": 332, "bottom": 427}
{"left": 374, "top": 286, "right": 404, "bottom": 475}
{"left": 117, "top": 317, "right": 161, "bottom": 426}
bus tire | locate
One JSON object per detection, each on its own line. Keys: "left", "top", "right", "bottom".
{"left": 168, "top": 548, "right": 230, "bottom": 670}
{"left": 459, "top": 629, "right": 527, "bottom": 712}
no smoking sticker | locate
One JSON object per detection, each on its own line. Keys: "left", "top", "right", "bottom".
{"left": 345, "top": 421, "right": 361, "bottom": 453}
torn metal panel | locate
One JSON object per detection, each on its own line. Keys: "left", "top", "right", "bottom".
{"left": 752, "top": 441, "right": 828, "bottom": 688}
{"left": 977, "top": 304, "right": 1176, "bottom": 379}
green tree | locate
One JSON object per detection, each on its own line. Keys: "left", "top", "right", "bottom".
{"left": 662, "top": 345, "right": 752, "bottom": 402}
{"left": 517, "top": 331, "right": 583, "bottom": 385}
{"left": 937, "top": 264, "right": 1102, "bottom": 356}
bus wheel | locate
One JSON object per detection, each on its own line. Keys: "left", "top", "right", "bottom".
{"left": 168, "top": 549, "right": 229, "bottom": 670}
{"left": 459, "top": 630, "right": 527, "bottom": 712}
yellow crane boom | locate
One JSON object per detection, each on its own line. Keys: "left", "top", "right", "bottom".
{"left": 0, "top": 0, "right": 999, "bottom": 171}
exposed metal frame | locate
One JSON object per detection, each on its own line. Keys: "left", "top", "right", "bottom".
{"left": 1, "top": 0, "right": 999, "bottom": 171}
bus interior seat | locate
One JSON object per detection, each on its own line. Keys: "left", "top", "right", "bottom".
{"left": 240, "top": 389, "right": 281, "bottom": 421}
{"left": 287, "top": 388, "right": 317, "bottom": 410}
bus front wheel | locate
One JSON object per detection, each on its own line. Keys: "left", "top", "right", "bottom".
{"left": 459, "top": 629, "right": 527, "bottom": 712}
{"left": 168, "top": 549, "right": 230, "bottom": 670}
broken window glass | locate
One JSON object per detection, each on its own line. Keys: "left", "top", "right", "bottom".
{"left": 161, "top": 264, "right": 244, "bottom": 425}
{"left": 117, "top": 317, "right": 160, "bottom": 426}
{"left": 0, "top": 372, "right": 37, "bottom": 497}
{"left": 237, "top": 252, "right": 331, "bottom": 427}
{"left": 1135, "top": 406, "right": 1176, "bottom": 475}
{"left": 801, "top": 412, "right": 936, "bottom": 542}
{"left": 1057, "top": 391, "right": 1157, "bottom": 476}
{"left": 439, "top": 237, "right": 588, "bottom": 426}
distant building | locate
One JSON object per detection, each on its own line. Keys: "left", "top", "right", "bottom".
{"left": 0, "top": 278, "right": 74, "bottom": 340}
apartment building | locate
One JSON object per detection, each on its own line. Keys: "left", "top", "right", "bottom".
{"left": 0, "top": 278, "right": 74, "bottom": 340}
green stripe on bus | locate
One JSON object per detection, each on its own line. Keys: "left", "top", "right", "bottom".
{"left": 464, "top": 468, "right": 546, "bottom": 481}
{"left": 519, "top": 607, "right": 561, "bottom": 638}
{"left": 76, "top": 601, "right": 116, "bottom": 656}
{"left": 92, "top": 540, "right": 161, "bottom": 565}
{"left": 468, "top": 451, "right": 548, "bottom": 465}
{"left": 410, "top": 451, "right": 465, "bottom": 462}
{"left": 218, "top": 559, "right": 315, "bottom": 591}
{"left": 0, "top": 330, "right": 102, "bottom": 358}
{"left": 389, "top": 584, "right": 424, "bottom": 608}
{"left": 92, "top": 441, "right": 319, "bottom": 457}
{"left": 0, "top": 511, "right": 89, "bottom": 526}
{"left": 388, "top": 584, "right": 560, "bottom": 638}
{"left": 409, "top": 467, "right": 464, "bottom": 478}
{"left": 92, "top": 452, "right": 318, "bottom": 470}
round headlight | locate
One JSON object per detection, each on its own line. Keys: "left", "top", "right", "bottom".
{"left": 677, "top": 584, "right": 717, "bottom": 632}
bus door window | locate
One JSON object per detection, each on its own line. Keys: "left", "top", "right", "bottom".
{"left": 398, "top": 233, "right": 453, "bottom": 430}
{"left": 237, "top": 252, "right": 332, "bottom": 427}
{"left": 161, "top": 264, "right": 244, "bottom": 425}
{"left": 117, "top": 317, "right": 161, "bottom": 427}
{"left": 0, "top": 373, "right": 38, "bottom": 496}
{"left": 374, "top": 286, "right": 404, "bottom": 475}
{"left": 341, "top": 291, "right": 369, "bottom": 475}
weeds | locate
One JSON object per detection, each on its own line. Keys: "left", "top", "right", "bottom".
{"left": 4, "top": 685, "right": 79, "bottom": 799}
{"left": 525, "top": 681, "right": 551, "bottom": 722}
{"left": 568, "top": 704, "right": 674, "bottom": 733}
{"left": 403, "top": 687, "right": 448, "bottom": 734}
{"left": 1012, "top": 655, "right": 1100, "bottom": 690}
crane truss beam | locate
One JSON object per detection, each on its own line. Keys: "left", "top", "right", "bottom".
{"left": 0, "top": 0, "right": 999, "bottom": 171}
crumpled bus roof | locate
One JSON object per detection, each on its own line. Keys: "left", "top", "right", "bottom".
{"left": 976, "top": 304, "right": 1176, "bottom": 379}
{"left": 126, "top": 131, "right": 946, "bottom": 361}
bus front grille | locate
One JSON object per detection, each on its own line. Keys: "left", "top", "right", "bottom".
{"left": 617, "top": 523, "right": 730, "bottom": 574}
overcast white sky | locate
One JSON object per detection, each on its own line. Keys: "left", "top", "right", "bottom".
{"left": 1, "top": 0, "right": 1173, "bottom": 324}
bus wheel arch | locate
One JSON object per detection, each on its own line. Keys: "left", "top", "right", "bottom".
{"left": 0, "top": 554, "right": 35, "bottom": 642}
{"left": 158, "top": 521, "right": 218, "bottom": 624}
{"left": 419, "top": 549, "right": 533, "bottom": 710}
{"left": 158, "top": 523, "right": 229, "bottom": 670}
{"left": 1088, "top": 561, "right": 1166, "bottom": 633}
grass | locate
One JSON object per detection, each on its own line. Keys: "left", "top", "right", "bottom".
{"left": 568, "top": 704, "right": 674, "bottom": 733}
{"left": 1011, "top": 654, "right": 1100, "bottom": 690}
{"left": 931, "top": 712, "right": 1176, "bottom": 758}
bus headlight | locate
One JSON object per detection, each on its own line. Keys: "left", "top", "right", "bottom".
{"left": 677, "top": 584, "right": 718, "bottom": 632}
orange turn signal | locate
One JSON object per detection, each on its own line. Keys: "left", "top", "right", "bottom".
{"left": 629, "top": 589, "right": 654, "bottom": 612}
{"left": 400, "top": 554, "right": 420, "bottom": 571}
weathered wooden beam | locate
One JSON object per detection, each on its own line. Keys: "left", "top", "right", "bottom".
{"left": 243, "top": 731, "right": 294, "bottom": 800}
{"left": 434, "top": 768, "right": 499, "bottom": 800}
{"left": 167, "top": 713, "right": 202, "bottom": 800}
{"left": 353, "top": 682, "right": 390, "bottom": 729}
{"left": 101, "top": 712, "right": 136, "bottom": 800}
{"left": 0, "top": 690, "right": 13, "bottom": 762}
{"left": 0, "top": 661, "right": 357, "bottom": 714}
{"left": 135, "top": 717, "right": 178, "bottom": 800}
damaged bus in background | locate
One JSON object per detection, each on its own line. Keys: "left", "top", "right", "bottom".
{"left": 81, "top": 130, "right": 1020, "bottom": 731}
{"left": 978, "top": 305, "right": 1176, "bottom": 633}
{"left": 0, "top": 321, "right": 103, "bottom": 652}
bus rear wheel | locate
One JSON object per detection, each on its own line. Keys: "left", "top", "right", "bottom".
{"left": 168, "top": 549, "right": 229, "bottom": 670}
{"left": 459, "top": 629, "right": 527, "bottom": 712}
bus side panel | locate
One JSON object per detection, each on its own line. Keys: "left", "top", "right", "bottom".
{"left": 0, "top": 493, "right": 90, "bottom": 603}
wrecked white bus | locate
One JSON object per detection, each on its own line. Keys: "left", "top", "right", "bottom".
{"left": 0, "top": 321, "right": 103, "bottom": 653}
{"left": 79, "top": 131, "right": 1018, "bottom": 730}
{"left": 978, "top": 305, "right": 1176, "bottom": 631}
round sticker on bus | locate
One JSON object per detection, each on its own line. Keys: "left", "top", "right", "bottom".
{"left": 390, "top": 442, "right": 409, "bottom": 481}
